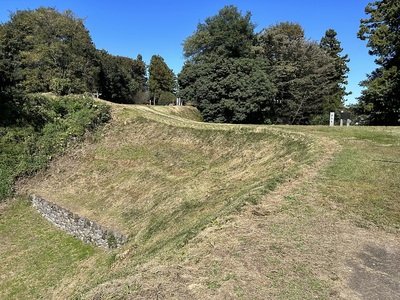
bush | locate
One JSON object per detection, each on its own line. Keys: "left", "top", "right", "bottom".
{"left": 0, "top": 94, "right": 111, "bottom": 201}
{"left": 309, "top": 114, "right": 330, "bottom": 125}
{"left": 158, "top": 91, "right": 176, "bottom": 106}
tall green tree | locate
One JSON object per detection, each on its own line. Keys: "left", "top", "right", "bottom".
{"left": 0, "top": 34, "right": 23, "bottom": 125}
{"left": 0, "top": 7, "right": 98, "bottom": 95}
{"left": 256, "top": 22, "right": 336, "bottom": 124}
{"left": 179, "top": 6, "right": 277, "bottom": 123}
{"left": 320, "top": 29, "right": 350, "bottom": 113}
{"left": 357, "top": 0, "right": 400, "bottom": 125}
{"left": 179, "top": 57, "right": 276, "bottom": 123}
{"left": 148, "top": 55, "right": 175, "bottom": 105}
{"left": 131, "top": 54, "right": 147, "bottom": 96}
{"left": 183, "top": 5, "right": 255, "bottom": 61}
{"left": 97, "top": 51, "right": 146, "bottom": 103}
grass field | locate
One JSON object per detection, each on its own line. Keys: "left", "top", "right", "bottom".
{"left": 1, "top": 103, "right": 399, "bottom": 299}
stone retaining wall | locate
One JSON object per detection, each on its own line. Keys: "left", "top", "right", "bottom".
{"left": 30, "top": 194, "right": 127, "bottom": 249}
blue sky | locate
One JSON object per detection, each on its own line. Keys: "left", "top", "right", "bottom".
{"left": 1, "top": 0, "right": 375, "bottom": 104}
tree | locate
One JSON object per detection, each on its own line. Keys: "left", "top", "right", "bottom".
{"left": 0, "top": 7, "right": 98, "bottom": 95}
{"left": 131, "top": 54, "right": 147, "bottom": 102}
{"left": 0, "top": 32, "right": 23, "bottom": 125}
{"left": 97, "top": 51, "right": 146, "bottom": 103}
{"left": 183, "top": 5, "right": 256, "bottom": 61}
{"left": 148, "top": 55, "right": 175, "bottom": 105}
{"left": 320, "top": 29, "right": 350, "bottom": 113}
{"left": 179, "top": 57, "right": 276, "bottom": 123}
{"left": 179, "top": 6, "right": 278, "bottom": 123}
{"left": 255, "top": 22, "right": 336, "bottom": 124}
{"left": 357, "top": 0, "right": 400, "bottom": 125}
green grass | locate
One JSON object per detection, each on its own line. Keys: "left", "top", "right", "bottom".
{"left": 1, "top": 104, "right": 399, "bottom": 299}
{"left": 325, "top": 146, "right": 400, "bottom": 230}
{"left": 320, "top": 128, "right": 399, "bottom": 230}
{"left": 6, "top": 104, "right": 319, "bottom": 297}
{"left": 0, "top": 197, "right": 110, "bottom": 299}
{"left": 26, "top": 108, "right": 315, "bottom": 249}
{"left": 275, "top": 125, "right": 400, "bottom": 231}
{"left": 266, "top": 263, "right": 330, "bottom": 300}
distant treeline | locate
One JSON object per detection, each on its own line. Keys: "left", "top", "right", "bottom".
{"left": 178, "top": 4, "right": 399, "bottom": 125}
{"left": 0, "top": 6, "right": 347, "bottom": 126}
{"left": 0, "top": 8, "right": 150, "bottom": 114}
{"left": 0, "top": 8, "right": 178, "bottom": 122}
{"left": 179, "top": 6, "right": 350, "bottom": 125}
{"left": 1, "top": 3, "right": 399, "bottom": 125}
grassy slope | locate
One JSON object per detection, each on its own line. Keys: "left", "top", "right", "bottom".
{"left": 283, "top": 125, "right": 400, "bottom": 231}
{"left": 2, "top": 103, "right": 399, "bottom": 299}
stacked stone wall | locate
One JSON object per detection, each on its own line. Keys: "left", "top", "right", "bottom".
{"left": 30, "top": 194, "right": 127, "bottom": 249}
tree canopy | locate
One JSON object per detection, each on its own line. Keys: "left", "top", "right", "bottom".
{"left": 148, "top": 55, "right": 176, "bottom": 105}
{"left": 180, "top": 8, "right": 345, "bottom": 124}
{"left": 357, "top": 0, "right": 400, "bottom": 125}
{"left": 0, "top": 7, "right": 98, "bottom": 95}
{"left": 183, "top": 5, "right": 256, "bottom": 61}
{"left": 320, "top": 29, "right": 350, "bottom": 113}
{"left": 0, "top": 6, "right": 160, "bottom": 121}
{"left": 98, "top": 51, "right": 146, "bottom": 104}
{"left": 255, "top": 22, "right": 337, "bottom": 124}
{"left": 180, "top": 6, "right": 277, "bottom": 123}
{"left": 3, "top": 5, "right": 381, "bottom": 126}
{"left": 179, "top": 57, "right": 275, "bottom": 123}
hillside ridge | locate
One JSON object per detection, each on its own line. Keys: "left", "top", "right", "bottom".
{"left": 8, "top": 102, "right": 400, "bottom": 299}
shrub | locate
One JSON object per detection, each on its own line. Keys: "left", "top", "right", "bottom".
{"left": 0, "top": 94, "right": 111, "bottom": 201}
{"left": 309, "top": 114, "right": 330, "bottom": 125}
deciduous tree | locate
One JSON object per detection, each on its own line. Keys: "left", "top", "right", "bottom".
{"left": 179, "top": 57, "right": 275, "bottom": 123}
{"left": 183, "top": 5, "right": 255, "bottom": 61}
{"left": 97, "top": 51, "right": 146, "bottom": 103}
{"left": 180, "top": 6, "right": 278, "bottom": 123}
{"left": 0, "top": 7, "right": 98, "bottom": 95}
{"left": 0, "top": 34, "right": 23, "bottom": 125}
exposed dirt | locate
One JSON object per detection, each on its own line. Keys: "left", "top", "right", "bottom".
{"left": 347, "top": 241, "right": 400, "bottom": 299}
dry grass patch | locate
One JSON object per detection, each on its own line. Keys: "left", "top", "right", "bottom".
{"left": 11, "top": 104, "right": 399, "bottom": 299}
{"left": 19, "top": 106, "right": 316, "bottom": 257}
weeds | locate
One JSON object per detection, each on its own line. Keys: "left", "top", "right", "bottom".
{"left": 0, "top": 94, "right": 110, "bottom": 201}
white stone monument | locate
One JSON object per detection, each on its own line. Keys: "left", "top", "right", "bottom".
{"left": 329, "top": 112, "right": 335, "bottom": 126}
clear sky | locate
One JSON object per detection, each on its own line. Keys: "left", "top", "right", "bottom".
{"left": 1, "top": 0, "right": 376, "bottom": 104}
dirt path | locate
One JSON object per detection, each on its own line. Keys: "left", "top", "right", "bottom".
{"left": 346, "top": 236, "right": 400, "bottom": 299}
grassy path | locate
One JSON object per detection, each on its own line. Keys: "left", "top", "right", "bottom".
{"left": 3, "top": 102, "right": 399, "bottom": 299}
